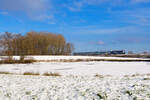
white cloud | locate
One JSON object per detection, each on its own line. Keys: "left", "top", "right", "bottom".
{"left": 63, "top": 1, "right": 84, "bottom": 12}
{"left": 64, "top": 0, "right": 150, "bottom": 12}
{"left": 89, "top": 40, "right": 105, "bottom": 45}
{"left": 0, "top": 11, "right": 8, "bottom": 15}
{"left": 0, "top": 0, "right": 50, "bottom": 12}
{"left": 67, "top": 25, "right": 149, "bottom": 35}
{"left": 63, "top": 0, "right": 101, "bottom": 12}
{"left": 32, "top": 14, "right": 53, "bottom": 21}
{"left": 0, "top": 0, "right": 52, "bottom": 21}
{"left": 108, "top": 7, "right": 150, "bottom": 26}
{"left": 97, "top": 41, "right": 105, "bottom": 45}
{"left": 71, "top": 27, "right": 131, "bottom": 34}
{"left": 64, "top": 0, "right": 128, "bottom": 12}
{"left": 131, "top": 0, "right": 150, "bottom": 3}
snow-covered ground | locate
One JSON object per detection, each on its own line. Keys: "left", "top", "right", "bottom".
{"left": 0, "top": 55, "right": 150, "bottom": 61}
{"left": 0, "top": 56, "right": 150, "bottom": 99}
{"left": 27, "top": 55, "right": 150, "bottom": 61}
{"left": 0, "top": 74, "right": 150, "bottom": 100}
{"left": 0, "top": 61, "right": 150, "bottom": 76}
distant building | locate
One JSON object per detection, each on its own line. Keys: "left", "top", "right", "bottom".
{"left": 74, "top": 50, "right": 125, "bottom": 56}
{"left": 109, "top": 50, "right": 125, "bottom": 55}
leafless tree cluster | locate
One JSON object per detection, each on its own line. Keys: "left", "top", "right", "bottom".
{"left": 0, "top": 31, "right": 74, "bottom": 56}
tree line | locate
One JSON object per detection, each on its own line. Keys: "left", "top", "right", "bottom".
{"left": 0, "top": 31, "right": 74, "bottom": 56}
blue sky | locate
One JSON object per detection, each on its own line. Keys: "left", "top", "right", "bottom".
{"left": 0, "top": 0, "right": 150, "bottom": 52}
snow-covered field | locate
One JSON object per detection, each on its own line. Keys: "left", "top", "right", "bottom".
{"left": 0, "top": 61, "right": 150, "bottom": 76}
{"left": 26, "top": 55, "right": 150, "bottom": 61}
{"left": 0, "top": 55, "right": 150, "bottom": 61}
{"left": 0, "top": 56, "right": 150, "bottom": 99}
{"left": 0, "top": 74, "right": 150, "bottom": 100}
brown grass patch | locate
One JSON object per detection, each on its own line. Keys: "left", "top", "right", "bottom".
{"left": 43, "top": 72, "right": 61, "bottom": 76}
{"left": 23, "top": 72, "right": 40, "bottom": 76}
{"left": 94, "top": 74, "right": 104, "bottom": 78}
{"left": 0, "top": 71, "right": 62, "bottom": 77}
{"left": 0, "top": 71, "right": 12, "bottom": 74}
{"left": 146, "top": 73, "right": 150, "bottom": 76}
{"left": 0, "top": 59, "right": 36, "bottom": 64}
{"left": 131, "top": 73, "right": 141, "bottom": 77}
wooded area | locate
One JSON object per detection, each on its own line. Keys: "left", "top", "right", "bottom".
{"left": 0, "top": 31, "right": 74, "bottom": 56}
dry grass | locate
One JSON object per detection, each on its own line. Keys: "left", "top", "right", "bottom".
{"left": 0, "top": 59, "right": 36, "bottom": 64}
{"left": 115, "top": 54, "right": 150, "bottom": 58}
{"left": 0, "top": 71, "right": 12, "bottom": 74}
{"left": 143, "top": 77, "right": 150, "bottom": 80}
{"left": 146, "top": 73, "right": 150, "bottom": 76}
{"left": 131, "top": 73, "right": 141, "bottom": 77}
{"left": 0, "top": 71, "right": 61, "bottom": 76}
{"left": 124, "top": 75, "right": 129, "bottom": 77}
{"left": 36, "top": 58, "right": 150, "bottom": 62}
{"left": 23, "top": 72, "right": 40, "bottom": 76}
{"left": 94, "top": 74, "right": 104, "bottom": 78}
{"left": 43, "top": 72, "right": 61, "bottom": 76}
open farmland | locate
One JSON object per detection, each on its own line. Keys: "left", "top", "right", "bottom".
{"left": 0, "top": 56, "right": 150, "bottom": 76}
{"left": 1, "top": 56, "right": 150, "bottom": 62}
{"left": 0, "top": 61, "right": 150, "bottom": 76}
{"left": 0, "top": 56, "right": 150, "bottom": 100}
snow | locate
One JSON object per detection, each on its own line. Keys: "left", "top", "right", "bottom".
{"left": 0, "top": 56, "right": 150, "bottom": 99}
{"left": 0, "top": 74, "right": 150, "bottom": 100}
{"left": 0, "top": 55, "right": 150, "bottom": 61}
{"left": 28, "top": 55, "right": 149, "bottom": 60}
{"left": 0, "top": 61, "right": 150, "bottom": 76}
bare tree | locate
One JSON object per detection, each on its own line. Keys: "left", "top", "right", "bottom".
{"left": 0, "top": 32, "right": 14, "bottom": 59}
{"left": 0, "top": 31, "right": 74, "bottom": 56}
